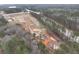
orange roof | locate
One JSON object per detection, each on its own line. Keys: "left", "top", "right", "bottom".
{"left": 42, "top": 39, "right": 50, "bottom": 46}
{"left": 41, "top": 31, "right": 57, "bottom": 47}
{"left": 42, "top": 36, "right": 54, "bottom": 46}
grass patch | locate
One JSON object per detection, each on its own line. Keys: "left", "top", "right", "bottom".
{"left": 74, "top": 31, "right": 79, "bottom": 36}
{"left": 0, "top": 31, "right": 5, "bottom": 37}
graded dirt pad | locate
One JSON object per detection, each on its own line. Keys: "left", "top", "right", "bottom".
{"left": 3, "top": 12, "right": 41, "bottom": 31}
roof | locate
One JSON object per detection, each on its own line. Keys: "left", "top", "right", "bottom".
{"left": 42, "top": 35, "right": 56, "bottom": 47}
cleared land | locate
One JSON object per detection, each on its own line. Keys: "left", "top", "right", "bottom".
{"left": 3, "top": 12, "right": 59, "bottom": 52}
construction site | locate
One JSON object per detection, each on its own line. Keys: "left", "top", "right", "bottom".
{"left": 3, "top": 11, "right": 59, "bottom": 52}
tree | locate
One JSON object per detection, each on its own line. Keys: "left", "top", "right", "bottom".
{"left": 0, "top": 16, "right": 8, "bottom": 26}
{"left": 38, "top": 42, "right": 49, "bottom": 54}
{"left": 4, "top": 37, "right": 32, "bottom": 54}
{"left": 54, "top": 41, "right": 79, "bottom": 54}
